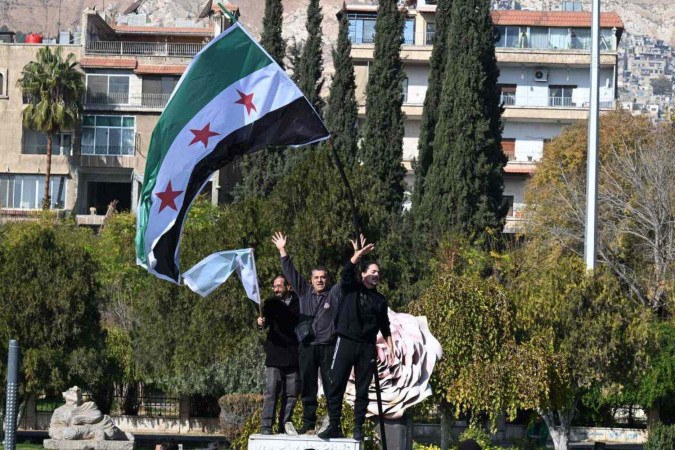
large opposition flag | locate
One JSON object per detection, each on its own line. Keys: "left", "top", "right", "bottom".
{"left": 135, "top": 22, "right": 330, "bottom": 283}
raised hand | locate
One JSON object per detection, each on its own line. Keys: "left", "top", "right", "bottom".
{"left": 271, "top": 231, "right": 288, "bottom": 257}
{"left": 350, "top": 234, "right": 375, "bottom": 263}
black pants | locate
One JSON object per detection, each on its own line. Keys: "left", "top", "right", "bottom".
{"left": 261, "top": 366, "right": 299, "bottom": 429}
{"left": 326, "top": 335, "right": 376, "bottom": 429}
{"left": 298, "top": 342, "right": 335, "bottom": 428}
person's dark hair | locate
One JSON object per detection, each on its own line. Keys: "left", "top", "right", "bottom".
{"left": 310, "top": 266, "right": 329, "bottom": 277}
{"left": 359, "top": 260, "right": 380, "bottom": 274}
{"left": 272, "top": 274, "right": 287, "bottom": 285}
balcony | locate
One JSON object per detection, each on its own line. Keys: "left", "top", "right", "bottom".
{"left": 500, "top": 93, "right": 516, "bottom": 106}
{"left": 86, "top": 41, "right": 205, "bottom": 57}
{"left": 84, "top": 93, "right": 171, "bottom": 110}
{"left": 425, "top": 31, "right": 435, "bottom": 46}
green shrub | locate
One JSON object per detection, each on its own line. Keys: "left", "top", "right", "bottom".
{"left": 413, "top": 443, "right": 441, "bottom": 450}
{"left": 231, "top": 396, "right": 377, "bottom": 449}
{"left": 218, "top": 394, "right": 263, "bottom": 443}
{"left": 645, "top": 422, "right": 675, "bottom": 450}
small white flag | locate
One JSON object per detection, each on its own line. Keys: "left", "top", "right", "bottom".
{"left": 183, "top": 248, "right": 261, "bottom": 301}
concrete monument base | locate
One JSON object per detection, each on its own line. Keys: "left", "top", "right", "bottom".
{"left": 44, "top": 433, "right": 134, "bottom": 450}
{"left": 248, "top": 434, "right": 363, "bottom": 450}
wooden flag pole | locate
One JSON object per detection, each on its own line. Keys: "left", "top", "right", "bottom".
{"left": 328, "top": 138, "right": 387, "bottom": 450}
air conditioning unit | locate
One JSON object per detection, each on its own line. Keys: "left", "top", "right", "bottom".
{"left": 534, "top": 68, "right": 549, "bottom": 82}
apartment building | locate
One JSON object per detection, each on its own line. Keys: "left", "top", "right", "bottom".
{"left": 0, "top": 5, "right": 237, "bottom": 224}
{"left": 345, "top": 1, "right": 624, "bottom": 231}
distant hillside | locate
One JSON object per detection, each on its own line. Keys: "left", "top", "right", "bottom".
{"left": 2, "top": 0, "right": 673, "bottom": 47}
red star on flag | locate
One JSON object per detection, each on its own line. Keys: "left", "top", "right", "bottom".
{"left": 155, "top": 181, "right": 184, "bottom": 212}
{"left": 189, "top": 123, "right": 220, "bottom": 147}
{"left": 235, "top": 89, "right": 257, "bottom": 115}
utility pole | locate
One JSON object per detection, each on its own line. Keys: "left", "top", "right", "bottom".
{"left": 584, "top": 0, "right": 600, "bottom": 271}
{"left": 3, "top": 340, "right": 20, "bottom": 450}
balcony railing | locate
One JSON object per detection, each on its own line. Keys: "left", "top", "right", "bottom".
{"left": 84, "top": 93, "right": 171, "bottom": 109}
{"left": 425, "top": 31, "right": 435, "bottom": 45}
{"left": 86, "top": 41, "right": 206, "bottom": 57}
{"left": 81, "top": 145, "right": 135, "bottom": 156}
{"left": 499, "top": 91, "right": 615, "bottom": 109}
{"left": 500, "top": 93, "right": 516, "bottom": 106}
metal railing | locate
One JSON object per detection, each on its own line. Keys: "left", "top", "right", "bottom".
{"left": 110, "top": 395, "right": 179, "bottom": 418}
{"left": 81, "top": 145, "right": 135, "bottom": 156}
{"left": 548, "top": 96, "right": 573, "bottom": 107}
{"left": 86, "top": 40, "right": 206, "bottom": 56}
{"left": 85, "top": 93, "right": 171, "bottom": 109}
{"left": 500, "top": 93, "right": 516, "bottom": 106}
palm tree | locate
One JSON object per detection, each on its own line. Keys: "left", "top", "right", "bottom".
{"left": 18, "top": 46, "right": 84, "bottom": 209}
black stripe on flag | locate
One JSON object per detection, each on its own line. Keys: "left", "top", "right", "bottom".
{"left": 152, "top": 97, "right": 329, "bottom": 282}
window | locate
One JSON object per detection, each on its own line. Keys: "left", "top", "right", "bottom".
{"left": 425, "top": 22, "right": 435, "bottom": 45}
{"left": 548, "top": 85, "right": 576, "bottom": 107}
{"left": 82, "top": 115, "right": 136, "bottom": 156}
{"left": 142, "top": 76, "right": 178, "bottom": 107}
{"left": 348, "top": 13, "right": 376, "bottom": 44}
{"left": 570, "top": 28, "right": 591, "bottom": 49}
{"left": 499, "top": 84, "right": 517, "bottom": 106}
{"left": 23, "top": 130, "right": 73, "bottom": 155}
{"left": 496, "top": 26, "right": 523, "bottom": 48}
{"left": 348, "top": 13, "right": 416, "bottom": 45}
{"left": 503, "top": 195, "right": 515, "bottom": 217}
{"left": 86, "top": 74, "right": 130, "bottom": 105}
{"left": 0, "top": 70, "right": 5, "bottom": 97}
{"left": 402, "top": 77, "right": 409, "bottom": 103}
{"left": 0, "top": 174, "right": 68, "bottom": 209}
{"left": 501, "top": 139, "right": 516, "bottom": 161}
{"left": 403, "top": 18, "right": 415, "bottom": 45}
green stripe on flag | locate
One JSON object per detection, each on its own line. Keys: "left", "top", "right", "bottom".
{"left": 136, "top": 25, "right": 273, "bottom": 263}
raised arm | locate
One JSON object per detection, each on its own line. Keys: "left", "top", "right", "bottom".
{"left": 272, "top": 232, "right": 310, "bottom": 297}
{"left": 341, "top": 235, "right": 376, "bottom": 292}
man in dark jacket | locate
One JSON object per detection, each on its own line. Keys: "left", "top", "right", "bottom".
{"left": 272, "top": 231, "right": 340, "bottom": 435}
{"left": 257, "top": 275, "right": 300, "bottom": 435}
{"left": 319, "top": 236, "right": 394, "bottom": 441}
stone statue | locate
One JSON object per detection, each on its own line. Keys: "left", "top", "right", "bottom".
{"left": 45, "top": 386, "right": 134, "bottom": 450}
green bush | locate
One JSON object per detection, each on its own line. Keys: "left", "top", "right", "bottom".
{"left": 218, "top": 394, "right": 263, "bottom": 443}
{"left": 413, "top": 443, "right": 441, "bottom": 450}
{"left": 645, "top": 422, "right": 675, "bottom": 450}
{"left": 231, "top": 396, "right": 377, "bottom": 449}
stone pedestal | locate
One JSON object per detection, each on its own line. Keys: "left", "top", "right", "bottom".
{"left": 44, "top": 433, "right": 135, "bottom": 450}
{"left": 248, "top": 434, "right": 363, "bottom": 450}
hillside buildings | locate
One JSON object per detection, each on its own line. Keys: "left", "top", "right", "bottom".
{"left": 346, "top": 1, "right": 624, "bottom": 231}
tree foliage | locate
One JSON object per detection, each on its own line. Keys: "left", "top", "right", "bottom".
{"left": 525, "top": 110, "right": 675, "bottom": 314}
{"left": 415, "top": 0, "right": 505, "bottom": 239}
{"left": 296, "top": 0, "right": 325, "bottom": 113}
{"left": 0, "top": 219, "right": 104, "bottom": 395}
{"left": 260, "top": 0, "right": 285, "bottom": 69}
{"left": 411, "top": 0, "right": 452, "bottom": 214}
{"left": 324, "top": 10, "right": 359, "bottom": 166}
{"left": 358, "top": 0, "right": 407, "bottom": 214}
{"left": 18, "top": 46, "right": 84, "bottom": 209}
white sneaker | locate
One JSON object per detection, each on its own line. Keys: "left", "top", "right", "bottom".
{"left": 284, "top": 422, "right": 298, "bottom": 436}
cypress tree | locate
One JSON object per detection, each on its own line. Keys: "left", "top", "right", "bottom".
{"left": 296, "top": 0, "right": 325, "bottom": 113}
{"left": 324, "top": 8, "right": 359, "bottom": 166}
{"left": 358, "top": 0, "right": 406, "bottom": 214}
{"left": 410, "top": 0, "right": 451, "bottom": 217}
{"left": 235, "top": 0, "right": 286, "bottom": 199}
{"left": 260, "top": 0, "right": 285, "bottom": 69}
{"left": 417, "top": 0, "right": 506, "bottom": 238}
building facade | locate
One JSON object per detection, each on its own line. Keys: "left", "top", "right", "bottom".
{"left": 346, "top": 1, "right": 624, "bottom": 231}
{"left": 0, "top": 5, "right": 237, "bottom": 224}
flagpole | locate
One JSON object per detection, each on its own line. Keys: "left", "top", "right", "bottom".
{"left": 328, "top": 138, "right": 388, "bottom": 450}
{"left": 249, "top": 248, "right": 263, "bottom": 317}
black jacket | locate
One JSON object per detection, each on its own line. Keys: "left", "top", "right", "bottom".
{"left": 281, "top": 256, "right": 339, "bottom": 345}
{"left": 335, "top": 260, "right": 391, "bottom": 344}
{"left": 262, "top": 292, "right": 300, "bottom": 368}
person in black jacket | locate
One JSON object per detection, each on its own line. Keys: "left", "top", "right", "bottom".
{"left": 319, "top": 235, "right": 394, "bottom": 441}
{"left": 272, "top": 232, "right": 341, "bottom": 435}
{"left": 257, "top": 275, "right": 300, "bottom": 435}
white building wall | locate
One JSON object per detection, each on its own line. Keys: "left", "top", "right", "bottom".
{"left": 403, "top": 120, "right": 420, "bottom": 162}
{"left": 503, "top": 174, "right": 527, "bottom": 205}
{"left": 403, "top": 65, "right": 428, "bottom": 105}
{"left": 503, "top": 121, "right": 563, "bottom": 162}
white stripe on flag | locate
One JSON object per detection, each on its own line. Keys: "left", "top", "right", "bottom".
{"left": 144, "top": 63, "right": 303, "bottom": 273}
